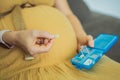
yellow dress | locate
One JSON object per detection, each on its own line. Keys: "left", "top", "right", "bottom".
{"left": 0, "top": 0, "right": 120, "bottom": 80}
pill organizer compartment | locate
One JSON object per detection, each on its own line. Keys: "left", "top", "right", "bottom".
{"left": 72, "top": 47, "right": 95, "bottom": 69}
{"left": 82, "top": 58, "right": 94, "bottom": 69}
{"left": 79, "top": 49, "right": 103, "bottom": 69}
{"left": 72, "top": 47, "right": 104, "bottom": 69}
{"left": 71, "top": 56, "right": 82, "bottom": 65}
{"left": 89, "top": 49, "right": 103, "bottom": 60}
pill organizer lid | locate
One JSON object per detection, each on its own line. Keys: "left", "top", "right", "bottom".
{"left": 94, "top": 34, "right": 118, "bottom": 53}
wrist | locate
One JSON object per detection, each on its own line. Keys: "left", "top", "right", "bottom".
{"left": 1, "top": 30, "right": 16, "bottom": 48}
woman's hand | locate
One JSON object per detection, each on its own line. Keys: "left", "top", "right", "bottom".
{"left": 77, "top": 35, "right": 94, "bottom": 52}
{"left": 3, "top": 30, "right": 55, "bottom": 57}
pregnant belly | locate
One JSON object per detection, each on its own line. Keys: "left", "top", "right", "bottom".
{"left": 21, "top": 5, "right": 77, "bottom": 64}
{"left": 1, "top": 5, "right": 77, "bottom": 66}
{"left": 0, "top": 6, "right": 78, "bottom": 79}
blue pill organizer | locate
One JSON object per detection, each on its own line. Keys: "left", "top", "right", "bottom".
{"left": 71, "top": 34, "right": 118, "bottom": 70}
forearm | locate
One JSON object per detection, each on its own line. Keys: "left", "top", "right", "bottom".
{"left": 66, "top": 14, "right": 87, "bottom": 38}
{"left": 2, "top": 30, "right": 16, "bottom": 45}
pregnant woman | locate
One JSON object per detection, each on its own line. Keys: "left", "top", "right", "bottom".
{"left": 0, "top": 0, "right": 120, "bottom": 80}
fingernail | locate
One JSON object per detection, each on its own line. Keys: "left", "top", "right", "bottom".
{"left": 90, "top": 41, "right": 94, "bottom": 47}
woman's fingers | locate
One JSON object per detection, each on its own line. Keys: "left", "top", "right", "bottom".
{"left": 44, "top": 38, "right": 49, "bottom": 45}
{"left": 32, "top": 39, "right": 54, "bottom": 54}
{"left": 77, "top": 43, "right": 82, "bottom": 53}
{"left": 38, "top": 31, "right": 55, "bottom": 39}
{"left": 87, "top": 35, "right": 94, "bottom": 47}
{"left": 36, "top": 38, "right": 49, "bottom": 45}
{"left": 76, "top": 35, "right": 94, "bottom": 54}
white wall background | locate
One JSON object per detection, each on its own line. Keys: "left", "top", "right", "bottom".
{"left": 84, "top": 0, "right": 120, "bottom": 19}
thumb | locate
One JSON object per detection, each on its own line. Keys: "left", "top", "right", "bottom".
{"left": 87, "top": 35, "right": 94, "bottom": 47}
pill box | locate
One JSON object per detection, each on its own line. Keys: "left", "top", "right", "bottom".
{"left": 71, "top": 34, "right": 118, "bottom": 70}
